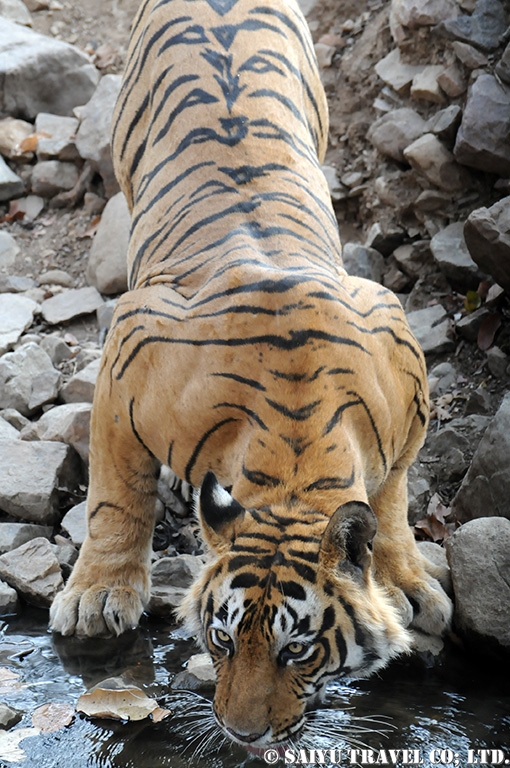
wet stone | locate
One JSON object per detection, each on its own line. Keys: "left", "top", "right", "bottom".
{"left": 172, "top": 652, "right": 216, "bottom": 691}
{"left": 0, "top": 702, "right": 22, "bottom": 728}
{"left": 0, "top": 537, "right": 63, "bottom": 608}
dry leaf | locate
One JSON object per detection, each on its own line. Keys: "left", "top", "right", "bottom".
{"left": 477, "top": 313, "right": 502, "bottom": 351}
{"left": 18, "top": 131, "right": 50, "bottom": 153}
{"left": 415, "top": 494, "right": 452, "bottom": 543}
{"left": 151, "top": 706, "right": 172, "bottom": 723}
{"left": 0, "top": 728, "right": 40, "bottom": 764}
{"left": 0, "top": 200, "right": 25, "bottom": 224}
{"left": 464, "top": 290, "right": 481, "bottom": 312}
{"left": 79, "top": 214, "right": 102, "bottom": 239}
{"left": 77, "top": 677, "right": 171, "bottom": 722}
{"left": 32, "top": 702, "right": 75, "bottom": 733}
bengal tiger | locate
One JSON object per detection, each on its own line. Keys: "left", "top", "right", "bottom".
{"left": 50, "top": 0, "right": 453, "bottom": 749}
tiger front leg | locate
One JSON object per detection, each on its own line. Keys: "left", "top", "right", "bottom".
{"left": 50, "top": 367, "right": 158, "bottom": 637}
{"left": 370, "top": 467, "right": 453, "bottom": 637}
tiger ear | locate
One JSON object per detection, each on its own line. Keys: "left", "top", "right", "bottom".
{"left": 198, "top": 471, "right": 245, "bottom": 552}
{"left": 319, "top": 501, "right": 377, "bottom": 576}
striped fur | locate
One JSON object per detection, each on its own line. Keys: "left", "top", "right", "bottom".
{"left": 50, "top": 0, "right": 453, "bottom": 748}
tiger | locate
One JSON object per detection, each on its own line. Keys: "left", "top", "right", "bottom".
{"left": 50, "top": 0, "right": 453, "bottom": 750}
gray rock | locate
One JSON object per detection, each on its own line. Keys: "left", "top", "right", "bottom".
{"left": 0, "top": 293, "right": 39, "bottom": 355}
{"left": 454, "top": 75, "right": 510, "bottom": 176}
{"left": 368, "top": 108, "right": 428, "bottom": 163}
{"left": 392, "top": 241, "right": 436, "bottom": 279}
{"left": 60, "top": 357, "right": 101, "bottom": 403}
{"left": 172, "top": 652, "right": 216, "bottom": 691}
{"left": 96, "top": 298, "right": 117, "bottom": 332}
{"left": 0, "top": 407, "right": 29, "bottom": 430}
{"left": 411, "top": 65, "right": 447, "bottom": 104}
{"left": 0, "top": 154, "right": 24, "bottom": 201}
{"left": 495, "top": 41, "right": 510, "bottom": 84}
{"left": 365, "top": 221, "right": 405, "bottom": 256}
{"left": 452, "top": 40, "right": 488, "bottom": 68}
{"left": 0, "top": 230, "right": 20, "bottom": 269}
{"left": 428, "top": 361, "right": 456, "bottom": 394}
{"left": 455, "top": 306, "right": 491, "bottom": 342}
{"left": 0, "top": 580, "right": 19, "bottom": 615}
{"left": 446, "top": 517, "right": 510, "bottom": 650}
{"left": 452, "top": 392, "right": 510, "bottom": 522}
{"left": 341, "top": 242, "right": 384, "bottom": 281}
{"left": 39, "top": 334, "right": 74, "bottom": 365}
{"left": 17, "top": 194, "right": 44, "bottom": 221}
{"left": 0, "top": 116, "right": 33, "bottom": 159}
{"left": 75, "top": 75, "right": 122, "bottom": 198}
{"left": 0, "top": 702, "right": 22, "bottom": 728}
{"left": 390, "top": 0, "right": 458, "bottom": 30}
{"left": 437, "top": 0, "right": 507, "bottom": 52}
{"left": 152, "top": 554, "right": 204, "bottom": 589}
{"left": 149, "top": 584, "right": 187, "bottom": 615}
{"left": 60, "top": 501, "right": 87, "bottom": 547}
{"left": 39, "top": 269, "right": 74, "bottom": 288}
{"left": 464, "top": 197, "right": 510, "bottom": 293}
{"left": 0, "top": 0, "right": 32, "bottom": 25}
{"left": 0, "top": 416, "right": 18, "bottom": 439}
{"left": 86, "top": 192, "right": 129, "bottom": 294}
{"left": 0, "top": 438, "right": 79, "bottom": 523}
{"left": 430, "top": 221, "right": 486, "bottom": 291}
{"left": 21, "top": 401, "right": 92, "bottom": 464}
{"left": 35, "top": 113, "right": 80, "bottom": 161}
{"left": 0, "top": 523, "right": 53, "bottom": 554}
{"left": 403, "top": 133, "right": 469, "bottom": 192}
{"left": 31, "top": 160, "right": 80, "bottom": 198}
{"left": 464, "top": 386, "right": 492, "bottom": 416}
{"left": 407, "top": 462, "right": 431, "bottom": 523}
{"left": 0, "top": 275, "right": 36, "bottom": 293}
{"left": 0, "top": 19, "right": 99, "bottom": 119}
{"left": 425, "top": 425, "right": 470, "bottom": 482}
{"left": 375, "top": 49, "right": 425, "bottom": 95}
{"left": 406, "top": 303, "right": 454, "bottom": 355}
{"left": 486, "top": 346, "right": 508, "bottom": 379}
{"left": 426, "top": 104, "right": 462, "bottom": 143}
{"left": 40, "top": 286, "right": 104, "bottom": 325}
{"left": 436, "top": 63, "right": 466, "bottom": 99}
{"left": 0, "top": 342, "right": 60, "bottom": 415}
{"left": 0, "top": 537, "right": 63, "bottom": 607}
{"left": 322, "top": 165, "right": 347, "bottom": 202}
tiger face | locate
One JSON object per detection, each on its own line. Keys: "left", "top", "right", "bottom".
{"left": 180, "top": 472, "right": 411, "bottom": 748}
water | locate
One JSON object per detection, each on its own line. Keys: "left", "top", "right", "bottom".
{"left": 1, "top": 609, "right": 508, "bottom": 768}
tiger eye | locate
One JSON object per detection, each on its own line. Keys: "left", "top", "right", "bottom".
{"left": 287, "top": 642, "right": 305, "bottom": 654}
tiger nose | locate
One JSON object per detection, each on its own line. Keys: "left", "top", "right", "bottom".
{"left": 226, "top": 727, "right": 264, "bottom": 744}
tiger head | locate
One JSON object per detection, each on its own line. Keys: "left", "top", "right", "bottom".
{"left": 179, "top": 472, "right": 411, "bottom": 749}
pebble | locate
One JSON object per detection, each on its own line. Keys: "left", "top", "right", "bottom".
{"left": 0, "top": 702, "right": 22, "bottom": 728}
{"left": 40, "top": 286, "right": 104, "bottom": 325}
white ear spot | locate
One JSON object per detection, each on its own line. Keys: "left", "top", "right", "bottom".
{"left": 212, "top": 484, "right": 235, "bottom": 508}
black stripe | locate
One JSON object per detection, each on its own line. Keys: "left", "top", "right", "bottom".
{"left": 211, "top": 371, "right": 266, "bottom": 392}
{"left": 242, "top": 465, "right": 281, "bottom": 488}
{"left": 184, "top": 417, "right": 240, "bottom": 483}
{"left": 265, "top": 398, "right": 321, "bottom": 422}
{"left": 305, "top": 468, "right": 355, "bottom": 492}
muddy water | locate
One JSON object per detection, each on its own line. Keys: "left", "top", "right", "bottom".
{"left": 1, "top": 608, "right": 508, "bottom": 768}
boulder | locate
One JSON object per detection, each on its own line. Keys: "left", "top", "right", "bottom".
{"left": 75, "top": 75, "right": 122, "bottom": 198}
{"left": 0, "top": 20, "right": 99, "bottom": 119}
{"left": 403, "top": 133, "right": 470, "bottom": 192}
{"left": 40, "top": 286, "right": 104, "bottom": 325}
{"left": 0, "top": 523, "right": 53, "bottom": 554}
{"left": 0, "top": 155, "right": 24, "bottom": 201}
{"left": 0, "top": 439, "right": 79, "bottom": 523}
{"left": 463, "top": 197, "right": 510, "bottom": 293}
{"left": 0, "top": 342, "right": 60, "bottom": 415}
{"left": 21, "top": 402, "right": 92, "bottom": 464}
{"left": 86, "top": 192, "right": 130, "bottom": 294}
{"left": 454, "top": 75, "right": 510, "bottom": 177}
{"left": 60, "top": 357, "right": 101, "bottom": 403}
{"left": 0, "top": 537, "right": 63, "bottom": 607}
{"left": 0, "top": 0, "right": 32, "bottom": 25}
{"left": 0, "top": 293, "right": 38, "bottom": 355}
{"left": 452, "top": 392, "right": 510, "bottom": 522}
{"left": 31, "top": 160, "right": 80, "bottom": 198}
{"left": 368, "top": 108, "right": 428, "bottom": 163}
{"left": 446, "top": 517, "right": 510, "bottom": 651}
{"left": 406, "top": 303, "right": 454, "bottom": 355}
{"left": 430, "top": 221, "right": 486, "bottom": 291}
{"left": 437, "top": 0, "right": 507, "bottom": 52}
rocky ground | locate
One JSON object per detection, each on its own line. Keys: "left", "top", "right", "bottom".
{"left": 0, "top": 0, "right": 509, "bottom": 661}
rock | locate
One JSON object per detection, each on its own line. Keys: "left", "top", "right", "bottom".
{"left": 0, "top": 439, "right": 79, "bottom": 523}
{"left": 390, "top": 0, "right": 458, "bottom": 30}
{"left": 0, "top": 407, "right": 29, "bottom": 430}
{"left": 152, "top": 554, "right": 203, "bottom": 589}
{"left": 96, "top": 299, "right": 117, "bottom": 332}
{"left": 454, "top": 75, "right": 510, "bottom": 176}
{"left": 486, "top": 346, "right": 507, "bottom": 379}
{"left": 465, "top": 386, "right": 492, "bottom": 416}
{"left": 446, "top": 517, "right": 510, "bottom": 651}
{"left": 40, "top": 286, "right": 104, "bottom": 325}
{"left": 86, "top": 192, "right": 130, "bottom": 294}
{"left": 430, "top": 221, "right": 486, "bottom": 291}
{"left": 0, "top": 116, "right": 33, "bottom": 159}
{"left": 365, "top": 221, "right": 405, "bottom": 256}
{"left": 0, "top": 537, "right": 63, "bottom": 607}
{"left": 393, "top": 240, "right": 436, "bottom": 279}
{"left": 428, "top": 360, "right": 456, "bottom": 394}
{"left": 0, "top": 0, "right": 32, "bottom": 24}
{"left": 54, "top": 537, "right": 78, "bottom": 577}
{"left": 425, "top": 425, "right": 470, "bottom": 482}
{"left": 0, "top": 155, "right": 24, "bottom": 201}
{"left": 60, "top": 357, "right": 101, "bottom": 403}
{"left": 60, "top": 501, "right": 87, "bottom": 547}
{"left": 0, "top": 231, "right": 20, "bottom": 270}
{"left": 452, "top": 40, "right": 488, "bottom": 68}
{"left": 0, "top": 416, "right": 18, "bottom": 439}
{"left": 149, "top": 584, "right": 187, "bottom": 615}
{"left": 436, "top": 63, "right": 466, "bottom": 99}
{"left": 0, "top": 342, "right": 60, "bottom": 415}
{"left": 341, "top": 242, "right": 384, "bottom": 281}
{"left": 21, "top": 402, "right": 92, "bottom": 464}
{"left": 314, "top": 42, "right": 335, "bottom": 68}
{"left": 0, "top": 20, "right": 99, "bottom": 119}
{"left": 367, "top": 108, "right": 428, "bottom": 163}
{"left": 411, "top": 65, "right": 447, "bottom": 104}
{"left": 375, "top": 49, "right": 425, "bottom": 95}
{"left": 39, "top": 334, "right": 74, "bottom": 364}
{"left": 39, "top": 269, "right": 74, "bottom": 288}
{"left": 406, "top": 303, "right": 454, "bottom": 355}
{"left": 495, "top": 41, "right": 510, "bottom": 84}
{"left": 35, "top": 113, "right": 80, "bottom": 161}
{"left": 31, "top": 160, "right": 80, "bottom": 198}
{"left": 452, "top": 392, "right": 510, "bottom": 522}
{"left": 463, "top": 197, "right": 510, "bottom": 293}
{"left": 407, "top": 462, "right": 431, "bottom": 523}
{"left": 75, "top": 75, "right": 122, "bottom": 198}
{"left": 403, "top": 133, "right": 469, "bottom": 193}
{"left": 0, "top": 275, "right": 36, "bottom": 293}
{"left": 426, "top": 104, "right": 462, "bottom": 142}
{"left": 83, "top": 191, "right": 106, "bottom": 216}
{"left": 0, "top": 523, "right": 53, "bottom": 555}
{"left": 172, "top": 652, "right": 216, "bottom": 691}
{"left": 455, "top": 306, "right": 491, "bottom": 342}
{"left": 437, "top": 0, "right": 507, "bottom": 52}
{"left": 0, "top": 702, "right": 22, "bottom": 728}
{"left": 0, "top": 580, "right": 19, "bottom": 615}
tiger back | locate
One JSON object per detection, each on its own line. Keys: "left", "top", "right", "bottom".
{"left": 50, "top": 0, "right": 453, "bottom": 750}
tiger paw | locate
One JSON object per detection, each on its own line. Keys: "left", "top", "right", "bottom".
{"left": 407, "top": 579, "right": 453, "bottom": 637}
{"left": 50, "top": 584, "right": 145, "bottom": 638}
